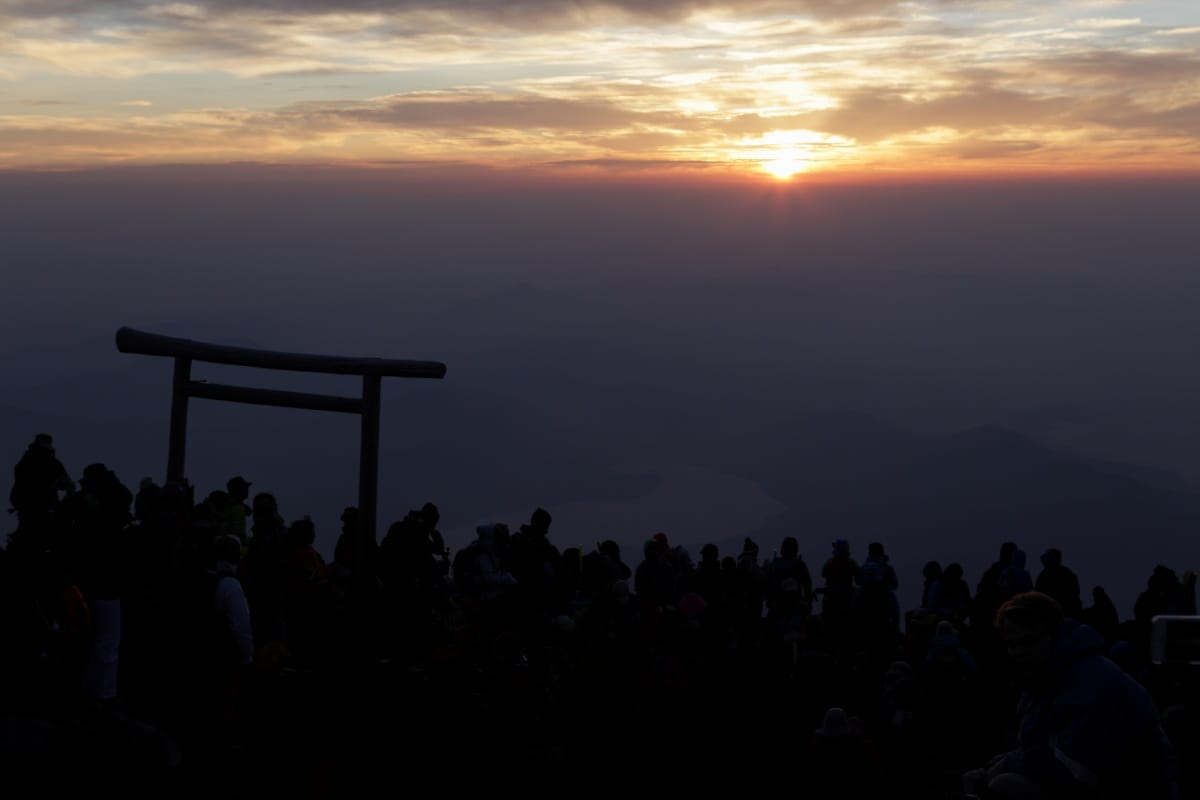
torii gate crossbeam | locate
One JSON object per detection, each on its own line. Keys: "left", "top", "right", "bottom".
{"left": 115, "top": 326, "right": 446, "bottom": 581}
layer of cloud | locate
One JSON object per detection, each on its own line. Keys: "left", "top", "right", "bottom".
{"left": 1, "top": 0, "right": 1197, "bottom": 174}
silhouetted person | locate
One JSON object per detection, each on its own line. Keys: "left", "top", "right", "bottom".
{"left": 963, "top": 592, "right": 1178, "bottom": 799}
{"left": 511, "top": 507, "right": 561, "bottom": 613}
{"left": 929, "top": 562, "right": 972, "bottom": 625}
{"left": 9, "top": 433, "right": 73, "bottom": 539}
{"left": 63, "top": 462, "right": 132, "bottom": 702}
{"left": 1081, "top": 586, "right": 1120, "bottom": 644}
{"left": 244, "top": 492, "right": 287, "bottom": 644}
{"left": 634, "top": 537, "right": 675, "bottom": 610}
{"left": 975, "top": 541, "right": 1018, "bottom": 627}
{"left": 1135, "top": 565, "right": 1184, "bottom": 629}
{"left": 821, "top": 539, "right": 859, "bottom": 639}
{"left": 996, "top": 548, "right": 1033, "bottom": 604}
{"left": 766, "top": 536, "right": 814, "bottom": 622}
{"left": 921, "top": 560, "right": 943, "bottom": 609}
{"left": 133, "top": 477, "right": 159, "bottom": 523}
{"left": 856, "top": 541, "right": 899, "bottom": 634}
{"left": 223, "top": 475, "right": 252, "bottom": 541}
{"left": 1035, "top": 548, "right": 1082, "bottom": 618}
{"left": 580, "top": 539, "right": 629, "bottom": 600}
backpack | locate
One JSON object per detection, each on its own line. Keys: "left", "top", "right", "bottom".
{"left": 452, "top": 542, "right": 485, "bottom": 594}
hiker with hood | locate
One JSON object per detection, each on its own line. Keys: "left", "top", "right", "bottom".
{"left": 1035, "top": 548, "right": 1082, "bottom": 618}
{"left": 996, "top": 548, "right": 1033, "bottom": 604}
{"left": 9, "top": 434, "right": 74, "bottom": 538}
{"left": 963, "top": 592, "right": 1178, "bottom": 800}
{"left": 856, "top": 541, "right": 900, "bottom": 634}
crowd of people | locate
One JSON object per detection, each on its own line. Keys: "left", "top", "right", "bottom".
{"left": 2, "top": 432, "right": 1198, "bottom": 799}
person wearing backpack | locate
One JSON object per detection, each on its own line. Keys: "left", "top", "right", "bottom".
{"left": 856, "top": 542, "right": 900, "bottom": 635}
{"left": 454, "top": 524, "right": 516, "bottom": 599}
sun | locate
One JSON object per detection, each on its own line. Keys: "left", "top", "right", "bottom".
{"left": 762, "top": 152, "right": 807, "bottom": 180}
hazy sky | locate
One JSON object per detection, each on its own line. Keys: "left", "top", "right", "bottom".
{"left": 1, "top": 0, "right": 1198, "bottom": 177}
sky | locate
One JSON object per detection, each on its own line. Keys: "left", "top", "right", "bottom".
{"left": 1, "top": 0, "right": 1198, "bottom": 178}
{"left": 2, "top": 0, "right": 1199, "bottom": 610}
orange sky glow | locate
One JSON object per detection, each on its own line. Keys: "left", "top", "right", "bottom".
{"left": 1, "top": 1, "right": 1198, "bottom": 179}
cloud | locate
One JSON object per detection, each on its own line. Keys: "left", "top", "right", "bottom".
{"left": 288, "top": 91, "right": 681, "bottom": 132}
{"left": 1076, "top": 17, "right": 1141, "bottom": 29}
{"left": 1, "top": 0, "right": 903, "bottom": 23}
{"left": 726, "top": 85, "right": 1068, "bottom": 144}
{"left": 120, "top": 99, "right": 153, "bottom": 106}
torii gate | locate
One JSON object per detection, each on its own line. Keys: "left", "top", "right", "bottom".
{"left": 115, "top": 327, "right": 446, "bottom": 579}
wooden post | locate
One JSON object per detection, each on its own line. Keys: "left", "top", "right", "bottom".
{"left": 116, "top": 326, "right": 446, "bottom": 604}
{"left": 357, "top": 374, "right": 382, "bottom": 586}
{"left": 167, "top": 357, "right": 192, "bottom": 484}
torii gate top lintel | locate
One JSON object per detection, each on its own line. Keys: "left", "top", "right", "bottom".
{"left": 115, "top": 326, "right": 446, "bottom": 379}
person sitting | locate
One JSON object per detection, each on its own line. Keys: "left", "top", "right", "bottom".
{"left": 963, "top": 592, "right": 1178, "bottom": 799}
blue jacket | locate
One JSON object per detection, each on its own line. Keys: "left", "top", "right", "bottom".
{"left": 1003, "top": 621, "right": 1177, "bottom": 796}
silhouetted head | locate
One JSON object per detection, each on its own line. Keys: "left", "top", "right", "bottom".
{"left": 226, "top": 476, "right": 251, "bottom": 500}
{"left": 923, "top": 561, "right": 943, "bottom": 582}
{"left": 1150, "top": 565, "right": 1178, "bottom": 590}
{"left": 700, "top": 543, "right": 719, "bottom": 563}
{"left": 1000, "top": 541, "right": 1018, "bottom": 561}
{"left": 31, "top": 433, "right": 54, "bottom": 452}
{"left": 868, "top": 542, "right": 886, "bottom": 559}
{"left": 652, "top": 531, "right": 669, "bottom": 551}
{"left": 252, "top": 493, "right": 278, "bottom": 517}
{"left": 81, "top": 463, "right": 109, "bottom": 491}
{"left": 721, "top": 556, "right": 736, "bottom": 572}
{"left": 742, "top": 537, "right": 758, "bottom": 556}
{"left": 1041, "top": 548, "right": 1063, "bottom": 568}
{"left": 832, "top": 539, "right": 849, "bottom": 558}
{"left": 1010, "top": 549, "right": 1027, "bottom": 569}
{"left": 599, "top": 539, "right": 621, "bottom": 560}
{"left": 1092, "top": 585, "right": 1108, "bottom": 602}
{"left": 643, "top": 538, "right": 663, "bottom": 560}
{"left": 530, "top": 507, "right": 552, "bottom": 536}
{"left": 943, "top": 563, "right": 964, "bottom": 582}
{"left": 781, "top": 536, "right": 799, "bottom": 559}
{"left": 420, "top": 502, "right": 440, "bottom": 527}
{"left": 288, "top": 516, "right": 316, "bottom": 547}
{"left": 207, "top": 490, "right": 230, "bottom": 509}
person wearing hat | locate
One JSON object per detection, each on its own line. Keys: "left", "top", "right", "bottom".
{"left": 9, "top": 433, "right": 74, "bottom": 535}
{"left": 224, "top": 476, "right": 252, "bottom": 542}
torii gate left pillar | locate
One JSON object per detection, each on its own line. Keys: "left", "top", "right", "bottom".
{"left": 116, "top": 327, "right": 446, "bottom": 588}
